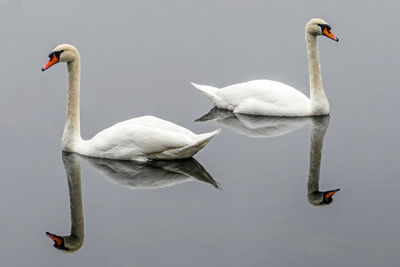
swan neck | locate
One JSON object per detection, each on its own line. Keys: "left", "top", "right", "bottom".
{"left": 62, "top": 58, "right": 82, "bottom": 151}
{"left": 306, "top": 33, "right": 329, "bottom": 115}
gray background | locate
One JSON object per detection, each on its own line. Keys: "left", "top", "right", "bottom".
{"left": 0, "top": 0, "right": 399, "bottom": 266}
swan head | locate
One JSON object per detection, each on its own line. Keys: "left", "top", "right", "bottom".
{"left": 306, "top": 18, "right": 339, "bottom": 42}
{"left": 41, "top": 44, "right": 80, "bottom": 71}
{"left": 46, "top": 231, "right": 83, "bottom": 252}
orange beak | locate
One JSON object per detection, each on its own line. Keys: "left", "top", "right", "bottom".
{"left": 322, "top": 28, "right": 339, "bottom": 42}
{"left": 324, "top": 189, "right": 340, "bottom": 202}
{"left": 41, "top": 54, "right": 59, "bottom": 71}
{"left": 46, "top": 232, "right": 63, "bottom": 247}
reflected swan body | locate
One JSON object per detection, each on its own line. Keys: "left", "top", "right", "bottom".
{"left": 42, "top": 44, "right": 220, "bottom": 162}
{"left": 307, "top": 116, "right": 340, "bottom": 206}
{"left": 82, "top": 155, "right": 220, "bottom": 189}
{"left": 196, "top": 107, "right": 310, "bottom": 138}
{"left": 192, "top": 18, "right": 338, "bottom": 117}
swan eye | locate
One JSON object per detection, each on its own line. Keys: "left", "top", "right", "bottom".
{"left": 48, "top": 52, "right": 56, "bottom": 59}
{"left": 318, "top": 23, "right": 331, "bottom": 32}
{"left": 57, "top": 50, "right": 64, "bottom": 58}
{"left": 48, "top": 50, "right": 64, "bottom": 60}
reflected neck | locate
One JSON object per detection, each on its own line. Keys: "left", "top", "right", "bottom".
{"left": 62, "top": 58, "right": 82, "bottom": 151}
{"left": 63, "top": 153, "right": 84, "bottom": 250}
{"left": 306, "top": 32, "right": 329, "bottom": 115}
{"left": 307, "top": 117, "right": 329, "bottom": 195}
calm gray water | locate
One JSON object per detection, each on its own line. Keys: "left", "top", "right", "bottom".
{"left": 0, "top": 0, "right": 399, "bottom": 266}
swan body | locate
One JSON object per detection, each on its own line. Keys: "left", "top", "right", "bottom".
{"left": 192, "top": 18, "right": 338, "bottom": 117}
{"left": 42, "top": 44, "right": 219, "bottom": 162}
{"left": 77, "top": 116, "right": 220, "bottom": 162}
{"left": 192, "top": 80, "right": 312, "bottom": 117}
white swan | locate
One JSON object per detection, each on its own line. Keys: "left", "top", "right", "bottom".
{"left": 192, "top": 18, "right": 339, "bottom": 117}
{"left": 42, "top": 44, "right": 220, "bottom": 161}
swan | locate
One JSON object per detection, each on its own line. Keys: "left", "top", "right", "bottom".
{"left": 41, "top": 44, "right": 220, "bottom": 162}
{"left": 191, "top": 18, "right": 339, "bottom": 117}
{"left": 307, "top": 116, "right": 340, "bottom": 206}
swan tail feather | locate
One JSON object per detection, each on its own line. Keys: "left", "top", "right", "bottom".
{"left": 191, "top": 82, "right": 220, "bottom": 103}
{"left": 149, "top": 129, "right": 221, "bottom": 160}
{"left": 177, "top": 129, "right": 221, "bottom": 157}
{"left": 194, "top": 129, "right": 221, "bottom": 145}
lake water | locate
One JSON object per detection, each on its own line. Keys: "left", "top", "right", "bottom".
{"left": 0, "top": 0, "right": 399, "bottom": 266}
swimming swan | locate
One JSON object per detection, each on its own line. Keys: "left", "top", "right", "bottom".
{"left": 42, "top": 44, "right": 220, "bottom": 161}
{"left": 192, "top": 18, "right": 339, "bottom": 117}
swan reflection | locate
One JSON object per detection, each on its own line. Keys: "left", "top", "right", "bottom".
{"left": 307, "top": 115, "right": 340, "bottom": 206}
{"left": 46, "top": 152, "right": 84, "bottom": 252}
{"left": 197, "top": 108, "right": 340, "bottom": 206}
{"left": 196, "top": 107, "right": 310, "bottom": 138}
{"left": 46, "top": 153, "right": 219, "bottom": 252}
{"left": 82, "top": 156, "right": 220, "bottom": 189}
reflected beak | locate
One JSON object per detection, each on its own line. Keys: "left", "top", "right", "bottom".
{"left": 46, "top": 232, "right": 63, "bottom": 247}
{"left": 324, "top": 188, "right": 340, "bottom": 202}
{"left": 322, "top": 28, "right": 339, "bottom": 42}
{"left": 41, "top": 54, "right": 59, "bottom": 71}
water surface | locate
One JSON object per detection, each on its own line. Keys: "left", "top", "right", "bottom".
{"left": 0, "top": 0, "right": 399, "bottom": 266}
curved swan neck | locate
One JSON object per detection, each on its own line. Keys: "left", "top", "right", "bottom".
{"left": 306, "top": 32, "right": 329, "bottom": 115}
{"left": 62, "top": 57, "right": 82, "bottom": 151}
